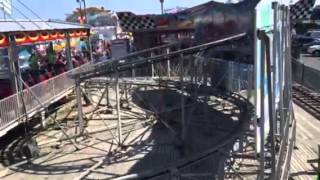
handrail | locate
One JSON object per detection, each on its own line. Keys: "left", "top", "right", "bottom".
{"left": 0, "top": 62, "right": 91, "bottom": 133}
{"left": 74, "top": 33, "right": 248, "bottom": 81}
{"left": 93, "top": 42, "right": 179, "bottom": 68}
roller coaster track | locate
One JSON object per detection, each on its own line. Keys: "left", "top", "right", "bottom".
{"left": 292, "top": 84, "right": 320, "bottom": 120}
{"left": 71, "top": 33, "right": 256, "bottom": 180}
{"left": 75, "top": 83, "right": 254, "bottom": 180}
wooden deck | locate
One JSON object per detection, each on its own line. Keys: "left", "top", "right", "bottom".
{"left": 290, "top": 104, "right": 320, "bottom": 180}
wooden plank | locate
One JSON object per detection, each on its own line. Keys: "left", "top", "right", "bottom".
{"left": 290, "top": 104, "right": 319, "bottom": 180}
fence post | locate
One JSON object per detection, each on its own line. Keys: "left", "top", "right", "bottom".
{"left": 167, "top": 48, "right": 171, "bottom": 78}
{"left": 151, "top": 52, "right": 155, "bottom": 78}
{"left": 116, "top": 71, "right": 122, "bottom": 146}
{"left": 258, "top": 31, "right": 266, "bottom": 180}
{"left": 75, "top": 77, "right": 84, "bottom": 135}
{"left": 180, "top": 55, "right": 185, "bottom": 142}
{"left": 40, "top": 108, "right": 48, "bottom": 129}
{"left": 66, "top": 31, "right": 74, "bottom": 70}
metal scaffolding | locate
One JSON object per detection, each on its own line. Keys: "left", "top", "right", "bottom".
{"left": 69, "top": 6, "right": 295, "bottom": 176}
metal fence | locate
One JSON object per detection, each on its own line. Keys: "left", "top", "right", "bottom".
{"left": 0, "top": 63, "right": 93, "bottom": 136}
{"left": 292, "top": 59, "right": 320, "bottom": 93}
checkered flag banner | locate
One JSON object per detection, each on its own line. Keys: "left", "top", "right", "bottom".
{"left": 290, "top": 0, "right": 315, "bottom": 20}
{"left": 117, "top": 12, "right": 156, "bottom": 32}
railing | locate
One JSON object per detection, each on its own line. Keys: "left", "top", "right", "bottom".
{"left": 0, "top": 63, "right": 93, "bottom": 135}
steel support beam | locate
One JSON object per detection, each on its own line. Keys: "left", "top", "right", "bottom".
{"left": 151, "top": 52, "right": 155, "bottom": 78}
{"left": 76, "top": 78, "right": 84, "bottom": 135}
{"left": 167, "top": 48, "right": 171, "bottom": 78}
{"left": 258, "top": 31, "right": 266, "bottom": 180}
{"left": 66, "top": 32, "right": 74, "bottom": 70}
{"left": 180, "top": 56, "right": 186, "bottom": 142}
{"left": 116, "top": 72, "right": 123, "bottom": 146}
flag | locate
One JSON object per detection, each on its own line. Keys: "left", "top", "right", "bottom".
{"left": 290, "top": 0, "right": 316, "bottom": 20}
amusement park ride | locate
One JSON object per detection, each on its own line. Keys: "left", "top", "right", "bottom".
{"left": 0, "top": 0, "right": 318, "bottom": 179}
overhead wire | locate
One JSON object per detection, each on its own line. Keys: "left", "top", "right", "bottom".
{"left": 0, "top": 2, "right": 26, "bottom": 29}
{"left": 10, "top": 2, "right": 41, "bottom": 29}
{"left": 15, "top": 0, "right": 53, "bottom": 28}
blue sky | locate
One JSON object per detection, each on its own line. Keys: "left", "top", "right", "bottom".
{"left": 8, "top": 0, "right": 320, "bottom": 20}
{"left": 10, "top": 0, "right": 215, "bottom": 20}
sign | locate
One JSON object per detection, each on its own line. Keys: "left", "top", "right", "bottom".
{"left": 0, "top": 0, "right": 12, "bottom": 15}
{"left": 111, "top": 39, "right": 129, "bottom": 58}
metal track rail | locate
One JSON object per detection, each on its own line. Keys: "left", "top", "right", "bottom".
{"left": 292, "top": 84, "right": 320, "bottom": 119}
{"left": 74, "top": 86, "right": 253, "bottom": 180}
{"left": 72, "top": 33, "right": 248, "bottom": 81}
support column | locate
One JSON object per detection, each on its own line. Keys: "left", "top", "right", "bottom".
{"left": 151, "top": 52, "right": 155, "bottom": 78}
{"left": 8, "top": 35, "right": 20, "bottom": 93}
{"left": 203, "top": 60, "right": 209, "bottom": 129}
{"left": 66, "top": 32, "right": 74, "bottom": 70}
{"left": 124, "top": 83, "right": 130, "bottom": 109}
{"left": 247, "top": 65, "right": 253, "bottom": 104}
{"left": 318, "top": 145, "right": 320, "bottom": 175}
{"left": 179, "top": 54, "right": 186, "bottom": 142}
{"left": 87, "top": 34, "right": 94, "bottom": 62}
{"left": 166, "top": 48, "right": 171, "bottom": 78}
{"left": 8, "top": 35, "right": 22, "bottom": 117}
{"left": 259, "top": 35, "right": 266, "bottom": 180}
{"left": 131, "top": 67, "right": 136, "bottom": 79}
{"left": 115, "top": 72, "right": 122, "bottom": 146}
{"left": 279, "top": 7, "right": 285, "bottom": 139}
{"left": 75, "top": 77, "right": 84, "bottom": 135}
{"left": 264, "top": 30, "right": 276, "bottom": 178}
{"left": 272, "top": 2, "right": 279, "bottom": 135}
{"left": 40, "top": 108, "right": 48, "bottom": 129}
{"left": 106, "top": 84, "right": 111, "bottom": 108}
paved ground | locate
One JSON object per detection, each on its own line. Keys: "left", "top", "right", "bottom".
{"left": 0, "top": 86, "right": 248, "bottom": 180}
{"left": 301, "top": 54, "right": 320, "bottom": 70}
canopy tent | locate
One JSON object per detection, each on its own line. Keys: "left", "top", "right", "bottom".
{"left": 0, "top": 20, "right": 90, "bottom": 47}
{"left": 0, "top": 19, "right": 92, "bottom": 98}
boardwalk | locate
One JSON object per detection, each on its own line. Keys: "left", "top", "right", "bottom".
{"left": 290, "top": 104, "right": 320, "bottom": 180}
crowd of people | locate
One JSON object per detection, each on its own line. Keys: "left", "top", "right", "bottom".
{"left": 92, "top": 39, "right": 112, "bottom": 61}
{"left": 23, "top": 45, "right": 89, "bottom": 87}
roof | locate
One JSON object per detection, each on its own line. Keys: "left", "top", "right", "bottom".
{"left": 117, "top": 0, "right": 260, "bottom": 32}
{"left": 0, "top": 19, "right": 90, "bottom": 33}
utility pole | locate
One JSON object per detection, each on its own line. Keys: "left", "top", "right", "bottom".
{"left": 76, "top": 0, "right": 83, "bottom": 24}
{"left": 82, "top": 0, "right": 87, "bottom": 24}
{"left": 159, "top": 0, "right": 164, "bottom": 15}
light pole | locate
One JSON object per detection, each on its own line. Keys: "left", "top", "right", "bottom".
{"left": 82, "top": 0, "right": 87, "bottom": 23}
{"left": 76, "top": 0, "right": 87, "bottom": 24}
{"left": 76, "top": 0, "right": 83, "bottom": 23}
{"left": 159, "top": 0, "right": 164, "bottom": 15}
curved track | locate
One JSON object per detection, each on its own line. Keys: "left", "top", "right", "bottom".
{"left": 78, "top": 79, "right": 254, "bottom": 180}
{"left": 293, "top": 84, "right": 320, "bottom": 120}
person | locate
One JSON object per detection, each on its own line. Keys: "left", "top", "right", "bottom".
{"left": 28, "top": 50, "right": 40, "bottom": 83}
{"left": 24, "top": 70, "right": 36, "bottom": 87}
{"left": 71, "top": 50, "right": 80, "bottom": 67}
{"left": 106, "top": 40, "right": 112, "bottom": 58}
{"left": 46, "top": 46, "right": 56, "bottom": 76}
{"left": 79, "top": 38, "right": 89, "bottom": 58}
{"left": 54, "top": 53, "right": 66, "bottom": 74}
{"left": 39, "top": 68, "right": 47, "bottom": 82}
